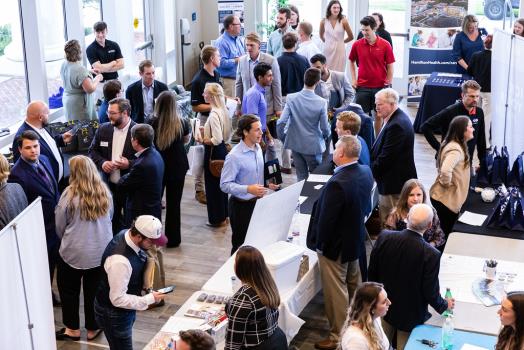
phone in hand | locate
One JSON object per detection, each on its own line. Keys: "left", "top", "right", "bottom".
{"left": 156, "top": 285, "right": 176, "bottom": 294}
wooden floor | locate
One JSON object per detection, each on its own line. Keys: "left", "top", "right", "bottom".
{"left": 55, "top": 105, "right": 440, "bottom": 350}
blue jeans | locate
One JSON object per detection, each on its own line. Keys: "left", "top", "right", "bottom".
{"left": 292, "top": 151, "right": 322, "bottom": 181}
{"left": 94, "top": 299, "right": 136, "bottom": 350}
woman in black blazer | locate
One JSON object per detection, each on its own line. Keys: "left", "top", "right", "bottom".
{"left": 149, "top": 91, "right": 191, "bottom": 247}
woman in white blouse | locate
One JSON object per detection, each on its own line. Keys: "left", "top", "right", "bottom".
{"left": 340, "top": 282, "right": 391, "bottom": 350}
{"left": 202, "top": 82, "right": 232, "bottom": 227}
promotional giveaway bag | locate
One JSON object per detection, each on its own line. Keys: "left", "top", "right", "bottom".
{"left": 508, "top": 152, "right": 524, "bottom": 187}
{"left": 187, "top": 145, "right": 204, "bottom": 176}
{"left": 491, "top": 146, "right": 509, "bottom": 185}
{"left": 487, "top": 188, "right": 524, "bottom": 231}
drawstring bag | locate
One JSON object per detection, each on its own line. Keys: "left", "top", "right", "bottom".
{"left": 487, "top": 188, "right": 524, "bottom": 232}
{"left": 491, "top": 146, "right": 509, "bottom": 186}
{"left": 508, "top": 152, "right": 524, "bottom": 188}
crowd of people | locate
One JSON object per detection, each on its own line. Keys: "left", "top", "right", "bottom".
{"left": 2, "top": 3, "right": 524, "bottom": 350}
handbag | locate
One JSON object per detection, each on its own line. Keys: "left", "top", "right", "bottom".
{"left": 491, "top": 146, "right": 509, "bottom": 185}
{"left": 209, "top": 145, "right": 225, "bottom": 178}
{"left": 487, "top": 188, "right": 524, "bottom": 231}
{"left": 508, "top": 152, "right": 524, "bottom": 187}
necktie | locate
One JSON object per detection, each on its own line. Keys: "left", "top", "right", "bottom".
{"left": 138, "top": 250, "right": 147, "bottom": 263}
{"left": 36, "top": 162, "right": 53, "bottom": 189}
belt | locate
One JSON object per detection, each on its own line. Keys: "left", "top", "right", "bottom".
{"left": 222, "top": 77, "right": 236, "bottom": 80}
{"left": 231, "top": 196, "right": 258, "bottom": 203}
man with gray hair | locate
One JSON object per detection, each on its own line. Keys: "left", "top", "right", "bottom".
{"left": 368, "top": 203, "right": 454, "bottom": 350}
{"left": 118, "top": 123, "right": 164, "bottom": 226}
{"left": 306, "top": 135, "right": 373, "bottom": 349}
{"left": 371, "top": 88, "right": 417, "bottom": 224}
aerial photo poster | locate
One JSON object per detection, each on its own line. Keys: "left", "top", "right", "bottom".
{"left": 408, "top": 0, "right": 468, "bottom": 101}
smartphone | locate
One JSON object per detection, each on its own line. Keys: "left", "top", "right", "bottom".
{"left": 156, "top": 285, "right": 176, "bottom": 294}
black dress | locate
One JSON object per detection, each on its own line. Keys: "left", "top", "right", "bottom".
{"left": 149, "top": 117, "right": 191, "bottom": 247}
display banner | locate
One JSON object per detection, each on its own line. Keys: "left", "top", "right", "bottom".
{"left": 408, "top": 0, "right": 468, "bottom": 101}
{"left": 218, "top": 0, "right": 245, "bottom": 35}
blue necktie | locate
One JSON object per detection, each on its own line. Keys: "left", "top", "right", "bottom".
{"left": 36, "top": 162, "right": 53, "bottom": 190}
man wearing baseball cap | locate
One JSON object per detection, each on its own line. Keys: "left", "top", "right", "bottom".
{"left": 94, "top": 215, "right": 167, "bottom": 349}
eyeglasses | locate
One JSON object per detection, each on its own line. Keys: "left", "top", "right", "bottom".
{"left": 107, "top": 111, "right": 121, "bottom": 116}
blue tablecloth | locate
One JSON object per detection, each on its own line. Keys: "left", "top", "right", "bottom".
{"left": 413, "top": 72, "right": 470, "bottom": 133}
{"left": 405, "top": 324, "right": 497, "bottom": 350}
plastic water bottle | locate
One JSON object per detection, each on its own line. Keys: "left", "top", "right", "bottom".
{"left": 291, "top": 203, "right": 301, "bottom": 237}
{"left": 441, "top": 315, "right": 454, "bottom": 350}
{"left": 443, "top": 288, "right": 453, "bottom": 317}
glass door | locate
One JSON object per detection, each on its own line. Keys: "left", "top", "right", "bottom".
{"left": 368, "top": 0, "right": 410, "bottom": 96}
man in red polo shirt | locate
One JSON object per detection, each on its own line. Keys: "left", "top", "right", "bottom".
{"left": 349, "top": 15, "right": 395, "bottom": 135}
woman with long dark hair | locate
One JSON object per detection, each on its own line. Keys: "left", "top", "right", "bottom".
{"left": 496, "top": 291, "right": 524, "bottom": 350}
{"left": 55, "top": 155, "right": 112, "bottom": 341}
{"left": 430, "top": 116, "right": 474, "bottom": 237}
{"left": 225, "top": 246, "right": 287, "bottom": 350}
{"left": 288, "top": 4, "right": 300, "bottom": 30}
{"left": 385, "top": 179, "right": 445, "bottom": 249}
{"left": 340, "top": 282, "right": 391, "bottom": 350}
{"left": 149, "top": 91, "right": 191, "bottom": 247}
{"left": 320, "top": 0, "right": 354, "bottom": 72}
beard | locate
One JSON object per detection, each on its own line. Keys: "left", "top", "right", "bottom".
{"left": 111, "top": 116, "right": 123, "bottom": 127}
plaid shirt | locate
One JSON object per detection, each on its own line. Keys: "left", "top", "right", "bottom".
{"left": 225, "top": 285, "right": 279, "bottom": 350}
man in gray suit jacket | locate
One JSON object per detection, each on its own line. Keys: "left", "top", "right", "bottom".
{"left": 310, "top": 53, "right": 355, "bottom": 112}
{"left": 277, "top": 68, "right": 330, "bottom": 181}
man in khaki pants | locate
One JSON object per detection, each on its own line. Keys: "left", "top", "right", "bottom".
{"left": 306, "top": 136, "right": 374, "bottom": 350}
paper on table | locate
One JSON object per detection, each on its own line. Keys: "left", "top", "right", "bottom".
{"left": 161, "top": 316, "right": 203, "bottom": 333}
{"left": 314, "top": 184, "right": 323, "bottom": 190}
{"left": 298, "top": 196, "right": 307, "bottom": 204}
{"left": 306, "top": 174, "right": 331, "bottom": 183}
{"left": 458, "top": 211, "right": 488, "bottom": 226}
{"left": 226, "top": 98, "right": 238, "bottom": 119}
{"left": 461, "top": 344, "right": 490, "bottom": 350}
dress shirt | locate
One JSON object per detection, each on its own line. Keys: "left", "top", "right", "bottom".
{"left": 215, "top": 32, "right": 246, "bottom": 78}
{"left": 27, "top": 122, "right": 63, "bottom": 180}
{"left": 248, "top": 54, "right": 260, "bottom": 87}
{"left": 110, "top": 119, "right": 132, "bottom": 184}
{"left": 103, "top": 230, "right": 155, "bottom": 310}
{"left": 334, "top": 160, "right": 357, "bottom": 174}
{"left": 142, "top": 81, "right": 154, "bottom": 119}
{"left": 242, "top": 83, "right": 267, "bottom": 130}
{"left": 267, "top": 26, "right": 294, "bottom": 58}
{"left": 220, "top": 140, "right": 264, "bottom": 200}
{"left": 296, "top": 40, "right": 322, "bottom": 62}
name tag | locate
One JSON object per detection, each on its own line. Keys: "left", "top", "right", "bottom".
{"left": 108, "top": 49, "right": 115, "bottom": 53}
{"left": 101, "top": 141, "right": 109, "bottom": 147}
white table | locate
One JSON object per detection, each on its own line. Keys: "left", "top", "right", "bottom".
{"left": 426, "top": 232, "right": 524, "bottom": 335}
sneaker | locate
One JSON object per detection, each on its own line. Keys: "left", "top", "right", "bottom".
{"left": 195, "top": 191, "right": 207, "bottom": 204}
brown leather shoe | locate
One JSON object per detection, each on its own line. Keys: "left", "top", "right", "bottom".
{"left": 315, "top": 338, "right": 337, "bottom": 350}
{"left": 195, "top": 191, "right": 207, "bottom": 204}
{"left": 281, "top": 167, "right": 292, "bottom": 174}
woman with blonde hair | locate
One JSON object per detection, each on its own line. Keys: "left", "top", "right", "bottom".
{"left": 452, "top": 15, "right": 487, "bottom": 73}
{"left": 225, "top": 245, "right": 287, "bottom": 350}
{"left": 149, "top": 90, "right": 191, "bottom": 247}
{"left": 55, "top": 155, "right": 112, "bottom": 342}
{"left": 0, "top": 154, "right": 27, "bottom": 230}
{"left": 340, "top": 282, "right": 391, "bottom": 350}
{"left": 385, "top": 179, "right": 445, "bottom": 249}
{"left": 61, "top": 39, "right": 102, "bottom": 120}
{"left": 202, "top": 82, "right": 231, "bottom": 227}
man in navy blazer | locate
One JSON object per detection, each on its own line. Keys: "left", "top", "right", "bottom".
{"left": 118, "top": 124, "right": 164, "bottom": 227}
{"left": 306, "top": 135, "right": 373, "bottom": 350}
{"left": 12, "top": 101, "right": 73, "bottom": 184}
{"left": 125, "top": 60, "right": 168, "bottom": 123}
{"left": 9, "top": 130, "right": 60, "bottom": 282}
{"left": 368, "top": 204, "right": 454, "bottom": 350}
{"left": 371, "top": 88, "right": 417, "bottom": 223}
{"left": 89, "top": 98, "right": 137, "bottom": 233}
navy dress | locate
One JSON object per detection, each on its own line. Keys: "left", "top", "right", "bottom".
{"left": 204, "top": 142, "right": 229, "bottom": 224}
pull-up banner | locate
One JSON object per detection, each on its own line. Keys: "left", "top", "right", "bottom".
{"left": 408, "top": 0, "right": 468, "bottom": 101}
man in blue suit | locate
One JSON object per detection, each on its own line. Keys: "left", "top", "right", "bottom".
{"left": 125, "top": 59, "right": 168, "bottom": 123}
{"left": 277, "top": 67, "right": 330, "bottom": 181}
{"left": 306, "top": 135, "right": 374, "bottom": 350}
{"left": 368, "top": 204, "right": 454, "bottom": 350}
{"left": 9, "top": 130, "right": 60, "bottom": 288}
{"left": 371, "top": 88, "right": 417, "bottom": 224}
{"left": 118, "top": 124, "right": 164, "bottom": 227}
{"left": 12, "top": 101, "right": 73, "bottom": 185}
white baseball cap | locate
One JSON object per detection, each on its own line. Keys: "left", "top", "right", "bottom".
{"left": 134, "top": 215, "right": 167, "bottom": 246}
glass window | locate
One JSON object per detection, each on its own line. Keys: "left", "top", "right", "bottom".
{"left": 83, "top": 0, "right": 102, "bottom": 48}
{"left": 0, "top": 0, "right": 28, "bottom": 128}
{"left": 44, "top": 0, "right": 66, "bottom": 105}
{"left": 468, "top": 0, "right": 520, "bottom": 33}
{"left": 132, "top": 0, "right": 146, "bottom": 64}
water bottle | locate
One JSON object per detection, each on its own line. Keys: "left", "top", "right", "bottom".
{"left": 441, "top": 315, "right": 454, "bottom": 350}
{"left": 291, "top": 202, "right": 301, "bottom": 237}
{"left": 443, "top": 288, "right": 453, "bottom": 317}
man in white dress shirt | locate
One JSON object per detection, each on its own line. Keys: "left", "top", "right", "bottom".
{"left": 94, "top": 215, "right": 166, "bottom": 349}
{"left": 297, "top": 22, "right": 321, "bottom": 62}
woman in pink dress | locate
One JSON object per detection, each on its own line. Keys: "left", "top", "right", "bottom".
{"left": 320, "top": 0, "right": 354, "bottom": 72}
